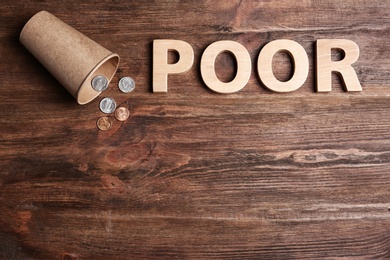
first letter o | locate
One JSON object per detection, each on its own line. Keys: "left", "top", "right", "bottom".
{"left": 201, "top": 40, "right": 251, "bottom": 94}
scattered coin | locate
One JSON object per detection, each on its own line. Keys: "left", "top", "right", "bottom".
{"left": 118, "top": 77, "right": 135, "bottom": 93}
{"left": 96, "top": 116, "right": 112, "bottom": 131}
{"left": 115, "top": 107, "right": 130, "bottom": 121}
{"left": 91, "top": 75, "right": 109, "bottom": 92}
{"left": 99, "top": 97, "right": 116, "bottom": 114}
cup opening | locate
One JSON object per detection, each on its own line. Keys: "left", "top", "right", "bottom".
{"left": 77, "top": 54, "right": 120, "bottom": 105}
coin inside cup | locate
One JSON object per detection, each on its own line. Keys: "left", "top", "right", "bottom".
{"left": 92, "top": 75, "right": 108, "bottom": 92}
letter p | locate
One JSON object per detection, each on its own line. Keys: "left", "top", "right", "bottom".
{"left": 153, "top": 40, "right": 194, "bottom": 93}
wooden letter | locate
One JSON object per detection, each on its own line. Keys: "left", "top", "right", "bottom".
{"left": 257, "top": 40, "right": 309, "bottom": 92}
{"left": 153, "top": 39, "right": 194, "bottom": 93}
{"left": 200, "top": 40, "right": 251, "bottom": 93}
{"left": 316, "top": 39, "right": 362, "bottom": 92}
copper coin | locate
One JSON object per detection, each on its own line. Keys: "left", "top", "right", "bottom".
{"left": 114, "top": 107, "right": 130, "bottom": 121}
{"left": 97, "top": 116, "right": 112, "bottom": 131}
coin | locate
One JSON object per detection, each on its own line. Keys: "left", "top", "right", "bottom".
{"left": 97, "top": 117, "right": 112, "bottom": 131}
{"left": 99, "top": 97, "right": 116, "bottom": 114}
{"left": 114, "top": 107, "right": 130, "bottom": 121}
{"left": 92, "top": 75, "right": 109, "bottom": 92}
{"left": 118, "top": 77, "right": 135, "bottom": 93}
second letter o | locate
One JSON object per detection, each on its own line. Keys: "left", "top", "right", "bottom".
{"left": 257, "top": 39, "right": 309, "bottom": 92}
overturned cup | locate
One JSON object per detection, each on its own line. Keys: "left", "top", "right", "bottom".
{"left": 20, "top": 11, "right": 119, "bottom": 105}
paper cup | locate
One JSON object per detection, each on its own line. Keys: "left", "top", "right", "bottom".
{"left": 20, "top": 11, "right": 119, "bottom": 105}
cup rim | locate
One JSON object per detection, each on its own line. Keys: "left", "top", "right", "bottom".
{"left": 77, "top": 53, "right": 120, "bottom": 105}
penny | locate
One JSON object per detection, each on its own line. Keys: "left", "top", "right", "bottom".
{"left": 99, "top": 97, "right": 116, "bottom": 114}
{"left": 118, "top": 77, "right": 135, "bottom": 93}
{"left": 114, "top": 107, "right": 130, "bottom": 121}
{"left": 92, "top": 75, "right": 108, "bottom": 92}
{"left": 96, "top": 117, "right": 112, "bottom": 131}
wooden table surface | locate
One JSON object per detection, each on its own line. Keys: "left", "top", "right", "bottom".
{"left": 1, "top": 1, "right": 390, "bottom": 259}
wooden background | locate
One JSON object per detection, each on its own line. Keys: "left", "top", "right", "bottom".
{"left": 1, "top": 0, "right": 390, "bottom": 259}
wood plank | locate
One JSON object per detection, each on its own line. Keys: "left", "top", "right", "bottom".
{"left": 1, "top": 0, "right": 390, "bottom": 258}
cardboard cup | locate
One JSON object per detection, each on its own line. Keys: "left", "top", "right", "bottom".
{"left": 20, "top": 11, "right": 119, "bottom": 105}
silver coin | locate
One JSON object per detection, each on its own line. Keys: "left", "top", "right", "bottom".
{"left": 118, "top": 77, "right": 135, "bottom": 93}
{"left": 92, "top": 75, "right": 108, "bottom": 92}
{"left": 99, "top": 97, "right": 116, "bottom": 114}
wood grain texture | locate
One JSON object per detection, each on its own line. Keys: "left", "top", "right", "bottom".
{"left": 1, "top": 0, "right": 390, "bottom": 259}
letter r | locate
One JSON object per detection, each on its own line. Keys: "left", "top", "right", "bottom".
{"left": 316, "top": 39, "right": 362, "bottom": 92}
